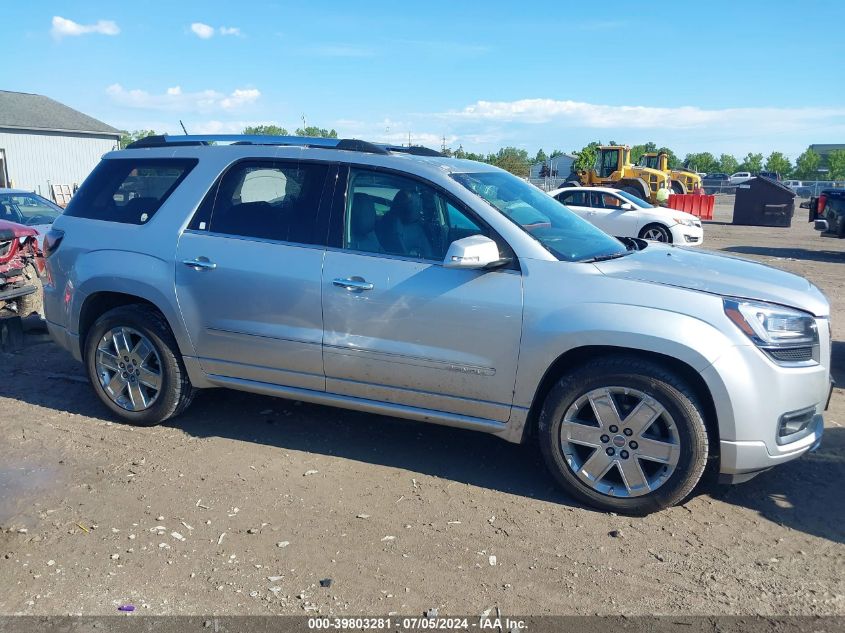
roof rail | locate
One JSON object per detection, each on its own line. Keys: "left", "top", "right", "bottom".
{"left": 380, "top": 145, "right": 445, "bottom": 157}
{"left": 125, "top": 134, "right": 389, "bottom": 154}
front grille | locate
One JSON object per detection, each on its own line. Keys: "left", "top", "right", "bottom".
{"left": 767, "top": 347, "right": 814, "bottom": 363}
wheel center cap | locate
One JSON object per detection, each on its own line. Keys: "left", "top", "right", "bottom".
{"left": 612, "top": 435, "right": 626, "bottom": 448}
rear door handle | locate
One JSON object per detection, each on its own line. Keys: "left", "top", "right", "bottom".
{"left": 333, "top": 277, "right": 374, "bottom": 292}
{"left": 182, "top": 258, "right": 217, "bottom": 271}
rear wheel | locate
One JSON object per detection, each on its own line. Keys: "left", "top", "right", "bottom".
{"left": 538, "top": 357, "right": 709, "bottom": 514}
{"left": 561, "top": 180, "right": 581, "bottom": 188}
{"left": 84, "top": 304, "right": 195, "bottom": 426}
{"left": 670, "top": 181, "right": 686, "bottom": 194}
{"left": 639, "top": 223, "right": 672, "bottom": 242}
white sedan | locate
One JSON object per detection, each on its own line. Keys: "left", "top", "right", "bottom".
{"left": 548, "top": 186, "right": 704, "bottom": 245}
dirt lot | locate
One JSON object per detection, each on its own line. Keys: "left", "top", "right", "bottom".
{"left": 1, "top": 198, "right": 843, "bottom": 617}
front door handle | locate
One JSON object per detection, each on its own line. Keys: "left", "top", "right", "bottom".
{"left": 182, "top": 258, "right": 217, "bottom": 271}
{"left": 333, "top": 277, "right": 374, "bottom": 292}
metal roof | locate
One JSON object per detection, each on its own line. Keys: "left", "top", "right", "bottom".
{"left": 0, "top": 90, "right": 120, "bottom": 137}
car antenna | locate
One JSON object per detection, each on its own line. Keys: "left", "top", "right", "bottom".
{"left": 179, "top": 120, "right": 189, "bottom": 135}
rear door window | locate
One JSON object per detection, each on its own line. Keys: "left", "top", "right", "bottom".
{"left": 200, "top": 160, "right": 329, "bottom": 245}
{"left": 556, "top": 190, "right": 589, "bottom": 206}
{"left": 64, "top": 158, "right": 197, "bottom": 224}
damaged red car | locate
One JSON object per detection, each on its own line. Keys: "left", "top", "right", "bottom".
{"left": 0, "top": 219, "right": 45, "bottom": 317}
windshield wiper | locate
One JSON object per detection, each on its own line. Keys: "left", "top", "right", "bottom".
{"left": 580, "top": 252, "right": 631, "bottom": 263}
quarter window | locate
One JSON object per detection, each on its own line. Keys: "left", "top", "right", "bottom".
{"left": 64, "top": 158, "right": 196, "bottom": 225}
{"left": 201, "top": 160, "right": 328, "bottom": 244}
{"left": 344, "top": 169, "right": 493, "bottom": 261}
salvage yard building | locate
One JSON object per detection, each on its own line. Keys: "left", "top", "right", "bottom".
{"left": 0, "top": 90, "right": 120, "bottom": 198}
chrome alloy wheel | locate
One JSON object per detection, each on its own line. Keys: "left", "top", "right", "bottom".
{"left": 560, "top": 387, "right": 680, "bottom": 497}
{"left": 95, "top": 327, "right": 162, "bottom": 412}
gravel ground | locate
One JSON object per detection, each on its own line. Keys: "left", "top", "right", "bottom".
{"left": 0, "top": 197, "right": 843, "bottom": 617}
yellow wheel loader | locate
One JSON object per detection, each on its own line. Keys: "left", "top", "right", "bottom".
{"left": 563, "top": 145, "right": 670, "bottom": 204}
{"left": 637, "top": 152, "right": 702, "bottom": 194}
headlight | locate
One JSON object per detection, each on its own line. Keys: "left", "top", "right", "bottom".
{"left": 673, "top": 216, "right": 697, "bottom": 227}
{"left": 724, "top": 298, "right": 819, "bottom": 364}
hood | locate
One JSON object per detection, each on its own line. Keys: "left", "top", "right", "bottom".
{"left": 0, "top": 219, "right": 38, "bottom": 242}
{"left": 594, "top": 245, "right": 829, "bottom": 317}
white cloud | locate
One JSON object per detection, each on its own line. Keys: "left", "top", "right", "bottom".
{"left": 190, "top": 23, "right": 243, "bottom": 38}
{"left": 445, "top": 98, "right": 845, "bottom": 133}
{"left": 106, "top": 84, "right": 261, "bottom": 113}
{"left": 443, "top": 99, "right": 845, "bottom": 129}
{"left": 219, "top": 89, "right": 261, "bottom": 110}
{"left": 190, "top": 22, "right": 215, "bottom": 39}
{"left": 51, "top": 16, "right": 119, "bottom": 39}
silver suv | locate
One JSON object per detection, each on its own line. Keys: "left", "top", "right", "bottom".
{"left": 43, "top": 135, "right": 831, "bottom": 514}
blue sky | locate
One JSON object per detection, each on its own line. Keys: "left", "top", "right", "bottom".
{"left": 8, "top": 1, "right": 845, "bottom": 159}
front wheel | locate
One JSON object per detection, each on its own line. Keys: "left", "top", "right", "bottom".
{"left": 84, "top": 304, "right": 195, "bottom": 426}
{"left": 538, "top": 357, "right": 709, "bottom": 514}
{"left": 639, "top": 223, "right": 672, "bottom": 242}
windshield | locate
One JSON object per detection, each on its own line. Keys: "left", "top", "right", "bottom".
{"left": 617, "top": 190, "right": 654, "bottom": 208}
{"left": 0, "top": 192, "right": 63, "bottom": 226}
{"left": 451, "top": 171, "right": 629, "bottom": 262}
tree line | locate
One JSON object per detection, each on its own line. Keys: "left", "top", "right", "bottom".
{"left": 118, "top": 128, "right": 843, "bottom": 181}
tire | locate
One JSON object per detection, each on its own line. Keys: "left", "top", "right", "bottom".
{"left": 561, "top": 180, "right": 581, "bottom": 188}
{"left": 639, "top": 223, "right": 672, "bottom": 243}
{"left": 16, "top": 263, "right": 43, "bottom": 317}
{"left": 670, "top": 181, "right": 686, "bottom": 194}
{"left": 619, "top": 184, "right": 646, "bottom": 200}
{"left": 84, "top": 304, "right": 195, "bottom": 426}
{"left": 538, "top": 356, "right": 709, "bottom": 514}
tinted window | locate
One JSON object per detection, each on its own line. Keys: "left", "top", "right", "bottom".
{"left": 64, "top": 158, "right": 196, "bottom": 224}
{"left": 557, "top": 190, "right": 589, "bottom": 206}
{"left": 345, "top": 169, "right": 493, "bottom": 261}
{"left": 598, "top": 150, "right": 619, "bottom": 178}
{"left": 204, "top": 160, "right": 328, "bottom": 244}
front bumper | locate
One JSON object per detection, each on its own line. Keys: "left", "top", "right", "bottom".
{"left": 670, "top": 224, "right": 704, "bottom": 246}
{"left": 700, "top": 340, "right": 831, "bottom": 479}
{"left": 718, "top": 414, "right": 824, "bottom": 481}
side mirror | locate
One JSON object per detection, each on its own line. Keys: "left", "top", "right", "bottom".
{"left": 443, "top": 235, "right": 502, "bottom": 269}
{"left": 620, "top": 202, "right": 634, "bottom": 210}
